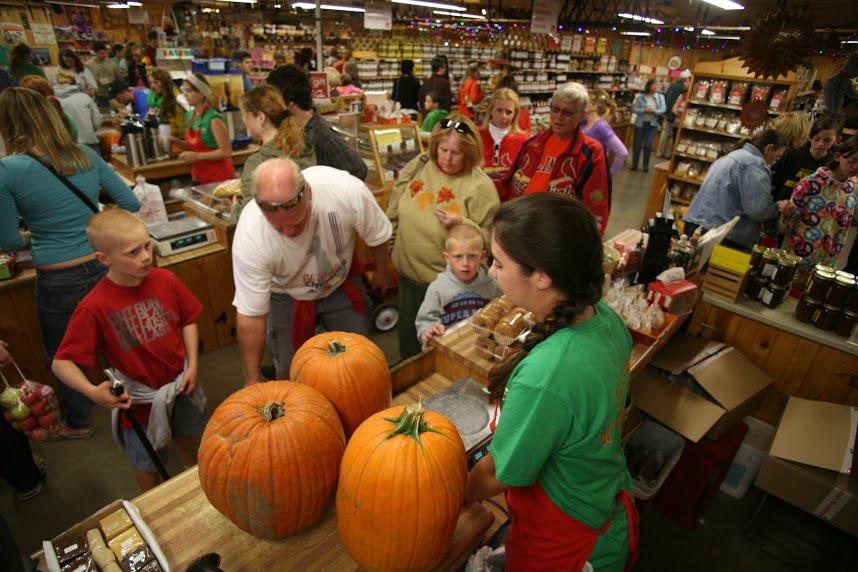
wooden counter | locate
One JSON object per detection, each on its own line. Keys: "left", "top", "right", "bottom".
{"left": 641, "top": 160, "right": 672, "bottom": 225}
{"left": 689, "top": 293, "right": 858, "bottom": 425}
{"left": 110, "top": 146, "right": 258, "bottom": 184}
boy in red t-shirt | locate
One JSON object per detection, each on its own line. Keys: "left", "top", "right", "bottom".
{"left": 53, "top": 209, "right": 205, "bottom": 492}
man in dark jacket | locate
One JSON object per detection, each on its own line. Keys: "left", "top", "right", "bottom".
{"left": 418, "top": 56, "right": 452, "bottom": 115}
{"left": 393, "top": 59, "right": 421, "bottom": 112}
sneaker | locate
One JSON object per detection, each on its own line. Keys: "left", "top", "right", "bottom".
{"left": 16, "top": 455, "right": 47, "bottom": 501}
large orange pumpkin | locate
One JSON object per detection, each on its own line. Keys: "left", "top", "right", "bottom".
{"left": 197, "top": 381, "right": 346, "bottom": 539}
{"left": 336, "top": 402, "right": 467, "bottom": 572}
{"left": 290, "top": 331, "right": 392, "bottom": 438}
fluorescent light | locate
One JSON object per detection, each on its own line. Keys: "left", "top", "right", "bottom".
{"left": 127, "top": 1, "right": 142, "bottom": 5}
{"left": 845, "top": 40, "right": 858, "bottom": 44}
{"left": 700, "top": 0, "right": 745, "bottom": 10}
{"left": 618, "top": 12, "right": 664, "bottom": 25}
{"left": 684, "top": 26, "right": 695, "bottom": 32}
{"left": 220, "top": 0, "right": 257, "bottom": 3}
{"left": 701, "top": 29, "right": 716, "bottom": 35}
{"left": 45, "top": 1, "right": 100, "bottom": 7}
{"left": 433, "top": 10, "right": 485, "bottom": 19}
{"left": 621, "top": 31, "right": 650, "bottom": 36}
{"left": 710, "top": 35, "right": 741, "bottom": 40}
{"left": 107, "top": 3, "right": 129, "bottom": 8}
{"left": 392, "top": 0, "right": 466, "bottom": 11}
{"left": 292, "top": 3, "right": 365, "bottom": 11}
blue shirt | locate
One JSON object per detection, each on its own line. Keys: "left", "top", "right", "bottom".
{"left": 683, "top": 143, "right": 779, "bottom": 249}
{"left": 0, "top": 146, "right": 140, "bottom": 266}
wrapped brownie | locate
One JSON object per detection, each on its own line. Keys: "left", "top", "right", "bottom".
{"left": 54, "top": 535, "right": 87, "bottom": 564}
{"left": 121, "top": 544, "right": 154, "bottom": 572}
{"left": 60, "top": 553, "right": 97, "bottom": 572}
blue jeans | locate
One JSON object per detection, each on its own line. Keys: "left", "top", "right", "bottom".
{"left": 35, "top": 258, "right": 108, "bottom": 429}
{"left": 632, "top": 124, "right": 659, "bottom": 169}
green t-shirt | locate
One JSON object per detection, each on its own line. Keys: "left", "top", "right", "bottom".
{"left": 492, "top": 301, "right": 634, "bottom": 571}
{"left": 421, "top": 108, "right": 449, "bottom": 133}
{"left": 185, "top": 106, "right": 225, "bottom": 149}
{"left": 9, "top": 62, "right": 46, "bottom": 81}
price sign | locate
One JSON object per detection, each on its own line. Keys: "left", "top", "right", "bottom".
{"left": 375, "top": 129, "right": 403, "bottom": 147}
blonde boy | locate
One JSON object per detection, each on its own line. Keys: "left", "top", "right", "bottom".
{"left": 415, "top": 224, "right": 502, "bottom": 346}
{"left": 53, "top": 209, "right": 205, "bottom": 492}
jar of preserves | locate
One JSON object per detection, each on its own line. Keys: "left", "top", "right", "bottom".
{"left": 835, "top": 270, "right": 856, "bottom": 281}
{"left": 795, "top": 296, "right": 821, "bottom": 324}
{"left": 826, "top": 275, "right": 856, "bottom": 308}
{"left": 750, "top": 245, "right": 767, "bottom": 274}
{"left": 846, "top": 287, "right": 858, "bottom": 314}
{"left": 771, "top": 255, "right": 799, "bottom": 288}
{"left": 815, "top": 304, "right": 840, "bottom": 331}
{"left": 814, "top": 263, "right": 835, "bottom": 275}
{"left": 834, "top": 310, "right": 858, "bottom": 338}
{"left": 761, "top": 282, "right": 788, "bottom": 309}
{"left": 806, "top": 270, "right": 836, "bottom": 301}
{"left": 745, "top": 274, "right": 767, "bottom": 300}
{"left": 759, "top": 250, "right": 780, "bottom": 278}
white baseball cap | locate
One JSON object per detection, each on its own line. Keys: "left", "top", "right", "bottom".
{"left": 679, "top": 69, "right": 692, "bottom": 79}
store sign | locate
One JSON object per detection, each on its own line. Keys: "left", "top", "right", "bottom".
{"left": 0, "top": 22, "right": 25, "bottom": 44}
{"left": 310, "top": 72, "right": 330, "bottom": 100}
{"left": 365, "top": 0, "right": 391, "bottom": 31}
{"left": 30, "top": 23, "right": 57, "bottom": 45}
{"left": 530, "top": 0, "right": 560, "bottom": 35}
{"left": 561, "top": 35, "right": 572, "bottom": 52}
{"left": 127, "top": 9, "right": 149, "bottom": 25}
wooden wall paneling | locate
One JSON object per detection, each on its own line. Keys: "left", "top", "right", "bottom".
{"left": 793, "top": 344, "right": 849, "bottom": 400}
{"left": 166, "top": 260, "right": 220, "bottom": 355}
{"left": 203, "top": 250, "right": 237, "bottom": 348}
{"left": 818, "top": 352, "right": 858, "bottom": 406}
{"left": 0, "top": 286, "right": 50, "bottom": 385}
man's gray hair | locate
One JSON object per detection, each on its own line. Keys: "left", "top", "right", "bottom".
{"left": 253, "top": 157, "right": 307, "bottom": 201}
{"left": 551, "top": 82, "right": 589, "bottom": 110}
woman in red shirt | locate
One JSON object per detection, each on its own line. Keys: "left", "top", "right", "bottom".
{"left": 457, "top": 63, "right": 485, "bottom": 119}
{"left": 480, "top": 88, "right": 530, "bottom": 201}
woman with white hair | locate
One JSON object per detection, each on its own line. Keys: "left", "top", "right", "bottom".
{"left": 172, "top": 72, "right": 234, "bottom": 184}
{"left": 504, "top": 82, "right": 611, "bottom": 234}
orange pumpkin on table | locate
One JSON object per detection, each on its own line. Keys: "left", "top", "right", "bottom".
{"left": 290, "top": 331, "right": 392, "bottom": 438}
{"left": 337, "top": 402, "right": 467, "bottom": 572}
{"left": 197, "top": 381, "right": 345, "bottom": 539}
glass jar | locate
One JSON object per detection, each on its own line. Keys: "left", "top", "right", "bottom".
{"left": 846, "top": 287, "right": 858, "bottom": 314}
{"left": 795, "top": 295, "right": 821, "bottom": 324}
{"left": 814, "top": 304, "right": 840, "bottom": 331}
{"left": 745, "top": 274, "right": 766, "bottom": 300}
{"left": 806, "top": 270, "right": 836, "bottom": 301}
{"left": 750, "top": 245, "right": 767, "bottom": 275}
{"left": 826, "top": 276, "right": 856, "bottom": 308}
{"left": 761, "top": 282, "right": 788, "bottom": 309}
{"left": 771, "top": 255, "right": 798, "bottom": 288}
{"left": 760, "top": 250, "right": 780, "bottom": 278}
{"left": 834, "top": 310, "right": 858, "bottom": 338}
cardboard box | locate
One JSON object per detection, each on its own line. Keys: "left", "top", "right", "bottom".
{"left": 754, "top": 397, "right": 858, "bottom": 538}
{"left": 632, "top": 335, "right": 773, "bottom": 442}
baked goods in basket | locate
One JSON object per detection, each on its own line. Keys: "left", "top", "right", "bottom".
{"left": 212, "top": 179, "right": 242, "bottom": 197}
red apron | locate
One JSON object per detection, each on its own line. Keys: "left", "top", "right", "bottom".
{"left": 504, "top": 481, "right": 639, "bottom": 571}
{"left": 185, "top": 104, "right": 235, "bottom": 185}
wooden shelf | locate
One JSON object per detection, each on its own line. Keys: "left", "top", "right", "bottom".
{"left": 668, "top": 195, "right": 693, "bottom": 206}
{"left": 674, "top": 151, "right": 717, "bottom": 163}
{"left": 668, "top": 174, "right": 704, "bottom": 186}
{"left": 681, "top": 125, "right": 746, "bottom": 139}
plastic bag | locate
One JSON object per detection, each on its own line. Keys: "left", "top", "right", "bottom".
{"left": 133, "top": 176, "right": 169, "bottom": 227}
{"left": 0, "top": 361, "right": 62, "bottom": 440}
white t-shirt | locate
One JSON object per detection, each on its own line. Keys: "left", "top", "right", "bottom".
{"left": 232, "top": 165, "right": 392, "bottom": 316}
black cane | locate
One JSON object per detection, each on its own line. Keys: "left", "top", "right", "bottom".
{"left": 104, "top": 369, "right": 171, "bottom": 482}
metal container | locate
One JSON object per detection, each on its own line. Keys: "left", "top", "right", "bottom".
{"left": 126, "top": 132, "right": 148, "bottom": 167}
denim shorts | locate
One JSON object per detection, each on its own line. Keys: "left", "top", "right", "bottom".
{"left": 121, "top": 395, "right": 208, "bottom": 473}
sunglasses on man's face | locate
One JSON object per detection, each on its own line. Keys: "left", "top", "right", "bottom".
{"left": 439, "top": 118, "right": 473, "bottom": 136}
{"left": 256, "top": 186, "right": 305, "bottom": 212}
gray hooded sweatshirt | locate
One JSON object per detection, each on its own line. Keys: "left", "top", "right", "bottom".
{"left": 415, "top": 264, "right": 503, "bottom": 344}
{"left": 55, "top": 83, "right": 102, "bottom": 145}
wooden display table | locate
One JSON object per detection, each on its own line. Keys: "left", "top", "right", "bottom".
{"left": 641, "top": 160, "right": 672, "bottom": 225}
{"left": 110, "top": 146, "right": 258, "bottom": 187}
{"left": 688, "top": 293, "right": 858, "bottom": 425}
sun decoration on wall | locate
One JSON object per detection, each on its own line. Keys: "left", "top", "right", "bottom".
{"left": 739, "top": 8, "right": 814, "bottom": 79}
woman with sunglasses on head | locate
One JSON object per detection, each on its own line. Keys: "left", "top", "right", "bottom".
{"left": 0, "top": 88, "right": 140, "bottom": 440}
{"left": 466, "top": 193, "right": 638, "bottom": 572}
{"left": 506, "top": 82, "right": 611, "bottom": 234}
{"left": 231, "top": 84, "right": 316, "bottom": 222}
{"left": 480, "top": 88, "right": 529, "bottom": 201}
{"left": 387, "top": 113, "right": 499, "bottom": 360}
{"left": 172, "top": 73, "right": 235, "bottom": 185}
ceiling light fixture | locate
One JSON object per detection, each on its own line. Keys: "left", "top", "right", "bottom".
{"left": 433, "top": 10, "right": 485, "bottom": 19}
{"left": 392, "top": 0, "right": 466, "bottom": 12}
{"left": 106, "top": 3, "right": 130, "bottom": 8}
{"left": 700, "top": 0, "right": 745, "bottom": 10}
{"left": 701, "top": 29, "right": 716, "bottom": 35}
{"left": 292, "top": 3, "right": 365, "bottom": 11}
{"left": 45, "top": 1, "right": 100, "bottom": 8}
{"left": 617, "top": 12, "right": 664, "bottom": 25}
{"left": 621, "top": 31, "right": 651, "bottom": 36}
{"left": 127, "top": 1, "right": 142, "bottom": 6}
{"left": 709, "top": 35, "right": 741, "bottom": 40}
{"left": 219, "top": 0, "right": 257, "bottom": 4}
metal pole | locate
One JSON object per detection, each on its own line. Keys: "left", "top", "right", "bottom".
{"left": 315, "top": 1, "right": 324, "bottom": 72}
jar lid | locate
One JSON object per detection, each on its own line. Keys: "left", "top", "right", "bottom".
{"left": 815, "top": 264, "right": 835, "bottom": 274}
{"left": 814, "top": 270, "right": 837, "bottom": 280}
{"left": 752, "top": 244, "right": 767, "bottom": 254}
{"left": 801, "top": 295, "right": 822, "bottom": 304}
{"left": 822, "top": 303, "right": 843, "bottom": 311}
{"left": 783, "top": 254, "right": 803, "bottom": 265}
{"left": 762, "top": 250, "right": 780, "bottom": 261}
{"left": 835, "top": 270, "right": 856, "bottom": 281}
{"left": 843, "top": 310, "right": 858, "bottom": 318}
{"left": 777, "top": 256, "right": 798, "bottom": 268}
{"left": 768, "top": 283, "right": 788, "bottom": 292}
{"left": 770, "top": 249, "right": 787, "bottom": 258}
{"left": 835, "top": 275, "right": 857, "bottom": 287}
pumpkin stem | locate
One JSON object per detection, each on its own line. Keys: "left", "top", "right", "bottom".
{"left": 257, "top": 401, "right": 286, "bottom": 422}
{"left": 382, "top": 401, "right": 444, "bottom": 448}
{"left": 327, "top": 340, "right": 347, "bottom": 358}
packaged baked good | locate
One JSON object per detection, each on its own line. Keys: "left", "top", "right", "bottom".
{"left": 694, "top": 112, "right": 707, "bottom": 127}
{"left": 100, "top": 509, "right": 133, "bottom": 541}
{"left": 108, "top": 527, "right": 144, "bottom": 561}
{"left": 103, "top": 563, "right": 124, "bottom": 572}
{"left": 692, "top": 79, "right": 710, "bottom": 101}
{"left": 55, "top": 535, "right": 87, "bottom": 564}
{"left": 494, "top": 310, "right": 529, "bottom": 343}
{"left": 729, "top": 81, "right": 749, "bottom": 106}
{"left": 86, "top": 529, "right": 106, "bottom": 552}
{"left": 475, "top": 336, "right": 497, "bottom": 353}
{"left": 750, "top": 83, "right": 771, "bottom": 101}
{"left": 709, "top": 80, "right": 728, "bottom": 104}
{"left": 61, "top": 554, "right": 97, "bottom": 572}
{"left": 92, "top": 546, "right": 117, "bottom": 569}
{"left": 683, "top": 108, "right": 699, "bottom": 128}
{"left": 704, "top": 113, "right": 719, "bottom": 129}
{"left": 769, "top": 87, "right": 788, "bottom": 110}
{"left": 211, "top": 179, "right": 242, "bottom": 197}
{"left": 494, "top": 296, "right": 515, "bottom": 313}
{"left": 121, "top": 545, "right": 154, "bottom": 572}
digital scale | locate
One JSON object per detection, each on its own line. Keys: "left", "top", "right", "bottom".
{"left": 148, "top": 217, "right": 217, "bottom": 257}
{"left": 423, "top": 376, "right": 495, "bottom": 469}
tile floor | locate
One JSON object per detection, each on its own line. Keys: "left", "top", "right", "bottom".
{"left": 3, "top": 166, "right": 857, "bottom": 570}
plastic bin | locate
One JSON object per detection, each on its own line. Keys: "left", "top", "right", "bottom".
{"left": 719, "top": 416, "right": 775, "bottom": 499}
{"left": 624, "top": 419, "right": 685, "bottom": 501}
{"left": 191, "top": 59, "right": 208, "bottom": 74}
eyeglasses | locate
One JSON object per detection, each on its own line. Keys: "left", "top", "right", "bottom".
{"left": 256, "top": 186, "right": 305, "bottom": 212}
{"left": 550, "top": 105, "right": 581, "bottom": 118}
{"left": 439, "top": 118, "right": 473, "bottom": 136}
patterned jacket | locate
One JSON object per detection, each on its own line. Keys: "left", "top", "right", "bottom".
{"left": 506, "top": 128, "right": 610, "bottom": 234}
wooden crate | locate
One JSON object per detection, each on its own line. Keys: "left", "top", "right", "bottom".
{"left": 702, "top": 263, "right": 749, "bottom": 303}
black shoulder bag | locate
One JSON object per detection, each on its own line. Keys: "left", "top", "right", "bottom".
{"left": 24, "top": 151, "right": 99, "bottom": 214}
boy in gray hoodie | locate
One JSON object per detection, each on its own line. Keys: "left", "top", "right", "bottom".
{"left": 416, "top": 224, "right": 503, "bottom": 347}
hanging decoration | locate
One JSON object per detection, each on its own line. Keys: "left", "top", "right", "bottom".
{"left": 740, "top": 99, "right": 768, "bottom": 130}
{"left": 738, "top": 8, "right": 814, "bottom": 79}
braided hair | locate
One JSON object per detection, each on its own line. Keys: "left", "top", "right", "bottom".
{"left": 487, "top": 193, "right": 604, "bottom": 401}
{"left": 240, "top": 84, "right": 306, "bottom": 158}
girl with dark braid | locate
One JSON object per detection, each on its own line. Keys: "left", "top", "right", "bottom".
{"left": 466, "top": 193, "right": 638, "bottom": 571}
